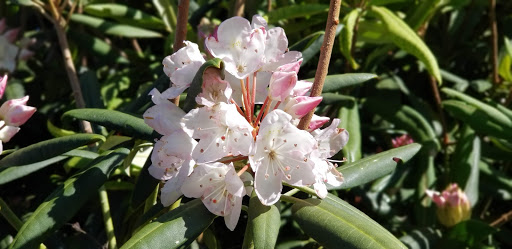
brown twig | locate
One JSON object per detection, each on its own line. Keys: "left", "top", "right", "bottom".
{"left": 429, "top": 76, "right": 449, "bottom": 145}
{"left": 47, "top": 0, "right": 92, "bottom": 134}
{"left": 267, "top": 0, "right": 272, "bottom": 12}
{"left": 489, "top": 0, "right": 500, "bottom": 85}
{"left": 171, "top": 0, "right": 190, "bottom": 106}
{"left": 234, "top": 0, "right": 245, "bottom": 17}
{"left": 490, "top": 209, "right": 512, "bottom": 227}
{"left": 297, "top": 0, "right": 342, "bottom": 130}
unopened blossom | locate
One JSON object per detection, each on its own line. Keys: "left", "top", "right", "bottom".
{"left": 426, "top": 183, "right": 471, "bottom": 227}
{"left": 268, "top": 71, "right": 297, "bottom": 102}
{"left": 392, "top": 134, "right": 414, "bottom": 148}
{"left": 0, "top": 75, "right": 35, "bottom": 151}
{"left": 162, "top": 41, "right": 205, "bottom": 99}
{"left": 310, "top": 119, "right": 349, "bottom": 197}
{"left": 250, "top": 110, "right": 316, "bottom": 205}
{"left": 282, "top": 96, "right": 323, "bottom": 119}
{"left": 181, "top": 162, "right": 246, "bottom": 231}
{"left": 182, "top": 102, "right": 254, "bottom": 163}
{"left": 205, "top": 16, "right": 266, "bottom": 79}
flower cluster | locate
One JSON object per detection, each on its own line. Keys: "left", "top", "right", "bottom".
{"left": 144, "top": 15, "right": 349, "bottom": 230}
{"left": 0, "top": 75, "right": 36, "bottom": 153}
{"left": 426, "top": 183, "right": 471, "bottom": 227}
{"left": 0, "top": 19, "right": 34, "bottom": 73}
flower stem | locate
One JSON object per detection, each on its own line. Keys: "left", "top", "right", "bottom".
{"left": 282, "top": 182, "right": 319, "bottom": 198}
{"left": 240, "top": 79, "right": 251, "bottom": 122}
{"left": 297, "top": 0, "right": 342, "bottom": 130}
{"left": 251, "top": 72, "right": 257, "bottom": 119}
{"left": 279, "top": 195, "right": 302, "bottom": 204}
{"left": 237, "top": 164, "right": 250, "bottom": 176}
{"left": 99, "top": 185, "right": 117, "bottom": 249}
{"left": 255, "top": 96, "right": 270, "bottom": 126}
{"left": 0, "top": 197, "right": 23, "bottom": 230}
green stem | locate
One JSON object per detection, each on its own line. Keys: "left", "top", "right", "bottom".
{"left": 283, "top": 188, "right": 300, "bottom": 197}
{"left": 282, "top": 182, "right": 319, "bottom": 198}
{"left": 144, "top": 183, "right": 159, "bottom": 214}
{"left": 0, "top": 197, "right": 23, "bottom": 230}
{"left": 99, "top": 185, "right": 117, "bottom": 249}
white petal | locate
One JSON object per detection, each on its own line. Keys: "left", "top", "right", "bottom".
{"left": 224, "top": 195, "right": 242, "bottom": 231}
{"left": 254, "top": 157, "right": 283, "bottom": 206}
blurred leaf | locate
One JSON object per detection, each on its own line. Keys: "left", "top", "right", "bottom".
{"left": 480, "top": 161, "right": 512, "bottom": 198}
{"left": 444, "top": 219, "right": 497, "bottom": 247}
{"left": 79, "top": 69, "right": 105, "bottom": 109}
{"left": 183, "top": 58, "right": 224, "bottom": 112}
{"left": 370, "top": 6, "right": 442, "bottom": 83}
{"left": 405, "top": 0, "right": 441, "bottom": 30}
{"left": 70, "top": 14, "right": 162, "bottom": 38}
{"left": 292, "top": 194, "right": 406, "bottom": 248}
{"left": 63, "top": 149, "right": 99, "bottom": 159}
{"left": 131, "top": 154, "right": 159, "bottom": 209}
{"left": 442, "top": 100, "right": 512, "bottom": 140}
{"left": 440, "top": 69, "right": 469, "bottom": 92}
{"left": 120, "top": 199, "right": 216, "bottom": 249}
{"left": 0, "top": 156, "right": 66, "bottom": 185}
{"left": 62, "top": 108, "right": 158, "bottom": 141}
{"left": 68, "top": 29, "right": 128, "bottom": 64}
{"left": 289, "top": 31, "right": 324, "bottom": 52}
{"left": 9, "top": 148, "right": 129, "bottom": 249}
{"left": 450, "top": 125, "right": 480, "bottom": 207}
{"left": 244, "top": 192, "right": 280, "bottom": 249}
{"left": 84, "top": 3, "right": 166, "bottom": 30}
{"left": 339, "top": 101, "right": 362, "bottom": 162}
{"left": 331, "top": 143, "right": 422, "bottom": 190}
{"left": 152, "top": 0, "right": 176, "bottom": 32}
{"left": 0, "top": 134, "right": 104, "bottom": 169}
{"left": 314, "top": 73, "right": 377, "bottom": 92}
{"left": 340, "top": 8, "right": 361, "bottom": 70}
{"left": 267, "top": 4, "right": 329, "bottom": 23}
{"left": 47, "top": 120, "right": 76, "bottom": 137}
{"left": 399, "top": 228, "right": 441, "bottom": 249}
{"left": 321, "top": 93, "right": 355, "bottom": 105}
{"left": 498, "top": 52, "right": 512, "bottom": 82}
{"left": 442, "top": 88, "right": 512, "bottom": 127}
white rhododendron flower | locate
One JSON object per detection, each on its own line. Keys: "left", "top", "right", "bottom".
{"left": 181, "top": 163, "right": 245, "bottom": 231}
{"left": 0, "top": 19, "right": 34, "bottom": 73}
{"left": 144, "top": 14, "right": 349, "bottom": 230}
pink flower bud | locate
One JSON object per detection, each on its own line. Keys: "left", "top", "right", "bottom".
{"left": 283, "top": 96, "right": 323, "bottom": 119}
{"left": 0, "top": 96, "right": 37, "bottom": 127}
{"left": 268, "top": 71, "right": 297, "bottom": 102}
{"left": 0, "top": 75, "right": 7, "bottom": 99}
{"left": 426, "top": 183, "right": 471, "bottom": 227}
{"left": 391, "top": 134, "right": 414, "bottom": 148}
{"left": 308, "top": 115, "right": 330, "bottom": 131}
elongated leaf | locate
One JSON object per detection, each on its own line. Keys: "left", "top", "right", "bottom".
{"left": 450, "top": 125, "right": 480, "bottom": 207}
{"left": 0, "top": 134, "right": 104, "bottom": 169}
{"left": 302, "top": 25, "right": 343, "bottom": 65}
{"left": 442, "top": 100, "right": 512, "bottom": 140}
{"left": 68, "top": 29, "right": 128, "bottom": 64}
{"left": 62, "top": 108, "right": 157, "bottom": 141}
{"left": 399, "top": 228, "right": 441, "bottom": 249}
{"left": 332, "top": 143, "right": 422, "bottom": 190}
{"left": 267, "top": 4, "right": 329, "bottom": 23}
{"left": 321, "top": 93, "right": 355, "bottom": 105}
{"left": 243, "top": 192, "right": 280, "bottom": 249}
{"left": 339, "top": 101, "right": 362, "bottom": 162}
{"left": 370, "top": 6, "right": 441, "bottom": 83}
{"left": 340, "top": 8, "right": 361, "bottom": 70}
{"left": 289, "top": 31, "right": 324, "bottom": 52}
{"left": 152, "top": 0, "right": 176, "bottom": 32}
{"left": 131, "top": 154, "right": 159, "bottom": 208}
{"left": 405, "top": 0, "right": 441, "bottom": 30}
{"left": 84, "top": 3, "right": 166, "bottom": 30}
{"left": 70, "top": 14, "right": 162, "bottom": 38}
{"left": 183, "top": 58, "right": 224, "bottom": 112}
{"left": 63, "top": 149, "right": 99, "bottom": 159}
{"left": 0, "top": 156, "right": 67, "bottom": 185}
{"left": 292, "top": 194, "right": 406, "bottom": 248}
{"left": 9, "top": 148, "right": 129, "bottom": 249}
{"left": 120, "top": 199, "right": 216, "bottom": 249}
{"left": 441, "top": 88, "right": 512, "bottom": 127}
{"left": 312, "top": 73, "right": 377, "bottom": 93}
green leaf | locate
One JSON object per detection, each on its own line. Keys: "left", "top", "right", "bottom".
{"left": 450, "top": 125, "right": 480, "bottom": 207}
{"left": 243, "top": 192, "right": 280, "bottom": 249}
{"left": 152, "top": 0, "right": 176, "bottom": 32}
{"left": 340, "top": 8, "right": 361, "bottom": 70}
{"left": 332, "top": 143, "right": 422, "bottom": 190}
{"left": 442, "top": 88, "right": 512, "bottom": 128}
{"left": 70, "top": 14, "right": 162, "bottom": 38}
{"left": 267, "top": 4, "right": 329, "bottom": 23}
{"left": 370, "top": 6, "right": 442, "bottom": 83}
{"left": 442, "top": 100, "right": 512, "bottom": 140}
{"left": 289, "top": 31, "right": 324, "bottom": 52}
{"left": 405, "top": 0, "right": 441, "bottom": 30}
{"left": 321, "top": 93, "right": 355, "bottom": 105}
{"left": 0, "top": 134, "right": 104, "bottom": 169}
{"left": 301, "top": 25, "right": 343, "bottom": 65}
{"left": 311, "top": 73, "right": 377, "bottom": 93}
{"left": 120, "top": 199, "right": 216, "bottom": 249}
{"left": 339, "top": 101, "right": 362, "bottom": 162}
{"left": 9, "top": 148, "right": 129, "bottom": 249}
{"left": 183, "top": 58, "right": 224, "bottom": 112}
{"left": 292, "top": 193, "right": 406, "bottom": 249}
{"left": 444, "top": 220, "right": 497, "bottom": 247}
{"left": 84, "top": 3, "right": 166, "bottom": 30}
{"left": 399, "top": 228, "right": 441, "bottom": 249}
{"left": 131, "top": 155, "right": 159, "bottom": 208}
{"left": 68, "top": 29, "right": 128, "bottom": 64}
{"left": 62, "top": 108, "right": 157, "bottom": 141}
{"left": 0, "top": 156, "right": 67, "bottom": 185}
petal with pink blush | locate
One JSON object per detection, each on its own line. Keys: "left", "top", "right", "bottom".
{"left": 268, "top": 71, "right": 297, "bottom": 102}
